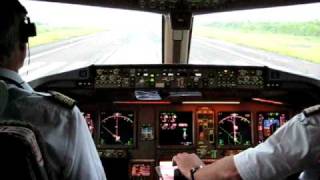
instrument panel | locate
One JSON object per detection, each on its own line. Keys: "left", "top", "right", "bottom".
{"left": 31, "top": 64, "right": 320, "bottom": 179}
{"left": 80, "top": 102, "right": 293, "bottom": 180}
{"left": 94, "top": 66, "right": 265, "bottom": 89}
{"left": 78, "top": 102, "right": 294, "bottom": 180}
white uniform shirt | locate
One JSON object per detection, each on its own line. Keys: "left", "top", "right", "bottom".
{"left": 234, "top": 110, "right": 320, "bottom": 180}
{"left": 0, "top": 68, "right": 106, "bottom": 180}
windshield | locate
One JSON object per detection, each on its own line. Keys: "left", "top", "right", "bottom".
{"left": 20, "top": 0, "right": 162, "bottom": 81}
{"left": 190, "top": 3, "right": 320, "bottom": 79}
{"left": 19, "top": 1, "right": 320, "bottom": 81}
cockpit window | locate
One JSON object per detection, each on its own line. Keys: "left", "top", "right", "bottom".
{"left": 190, "top": 3, "right": 320, "bottom": 80}
{"left": 19, "top": 0, "right": 320, "bottom": 81}
{"left": 19, "top": 0, "right": 162, "bottom": 81}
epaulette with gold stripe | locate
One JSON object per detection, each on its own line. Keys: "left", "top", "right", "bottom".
{"left": 48, "top": 91, "right": 76, "bottom": 109}
{"left": 303, "top": 105, "right": 320, "bottom": 117}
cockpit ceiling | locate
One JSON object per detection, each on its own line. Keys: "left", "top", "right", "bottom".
{"left": 31, "top": 0, "right": 320, "bottom": 14}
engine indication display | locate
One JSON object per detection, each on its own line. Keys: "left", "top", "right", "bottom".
{"left": 196, "top": 107, "right": 215, "bottom": 158}
{"left": 100, "top": 111, "right": 134, "bottom": 147}
{"left": 218, "top": 112, "right": 252, "bottom": 147}
{"left": 159, "top": 112, "right": 193, "bottom": 146}
{"left": 258, "top": 112, "right": 288, "bottom": 143}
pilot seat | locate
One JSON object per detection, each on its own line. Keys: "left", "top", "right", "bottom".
{"left": 0, "top": 80, "right": 55, "bottom": 180}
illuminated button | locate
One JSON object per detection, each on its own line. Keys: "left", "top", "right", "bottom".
{"left": 211, "top": 150, "right": 217, "bottom": 159}
{"left": 155, "top": 83, "right": 165, "bottom": 88}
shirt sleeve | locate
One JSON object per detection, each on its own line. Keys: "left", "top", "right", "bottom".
{"left": 234, "top": 113, "right": 320, "bottom": 180}
{"left": 64, "top": 106, "right": 106, "bottom": 180}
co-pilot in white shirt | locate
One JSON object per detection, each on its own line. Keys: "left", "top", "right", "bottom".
{"left": 234, "top": 108, "right": 320, "bottom": 180}
{"left": 0, "top": 68, "right": 106, "bottom": 180}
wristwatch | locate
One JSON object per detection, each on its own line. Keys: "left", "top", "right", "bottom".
{"left": 190, "top": 165, "right": 204, "bottom": 180}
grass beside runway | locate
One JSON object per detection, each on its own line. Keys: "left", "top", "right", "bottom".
{"left": 194, "top": 22, "right": 320, "bottom": 64}
{"left": 29, "top": 24, "right": 106, "bottom": 47}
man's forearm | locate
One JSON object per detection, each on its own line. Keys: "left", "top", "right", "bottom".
{"left": 194, "top": 156, "right": 241, "bottom": 180}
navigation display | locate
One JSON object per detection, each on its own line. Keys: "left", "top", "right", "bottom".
{"left": 258, "top": 112, "right": 288, "bottom": 143}
{"left": 100, "top": 111, "right": 135, "bottom": 146}
{"left": 159, "top": 112, "right": 193, "bottom": 146}
{"left": 218, "top": 112, "right": 252, "bottom": 147}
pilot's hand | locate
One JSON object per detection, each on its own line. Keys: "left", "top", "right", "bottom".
{"left": 172, "top": 153, "right": 204, "bottom": 179}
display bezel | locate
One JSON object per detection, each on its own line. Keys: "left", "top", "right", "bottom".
{"left": 98, "top": 108, "right": 137, "bottom": 149}
{"left": 257, "top": 111, "right": 289, "bottom": 143}
{"left": 216, "top": 111, "right": 253, "bottom": 149}
{"left": 196, "top": 107, "right": 215, "bottom": 146}
{"left": 157, "top": 110, "right": 195, "bottom": 149}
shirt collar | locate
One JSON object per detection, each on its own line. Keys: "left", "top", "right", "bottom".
{"left": 0, "top": 67, "right": 33, "bottom": 92}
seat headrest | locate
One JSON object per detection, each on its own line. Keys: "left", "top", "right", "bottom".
{"left": 0, "top": 81, "right": 8, "bottom": 115}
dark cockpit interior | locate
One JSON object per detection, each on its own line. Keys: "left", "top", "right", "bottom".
{"left": 27, "top": 0, "right": 320, "bottom": 179}
{"left": 30, "top": 64, "right": 320, "bottom": 179}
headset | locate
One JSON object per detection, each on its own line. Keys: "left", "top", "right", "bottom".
{"left": 10, "top": 0, "right": 38, "bottom": 75}
{"left": 5, "top": 0, "right": 37, "bottom": 43}
{"left": 20, "top": 16, "right": 37, "bottom": 76}
{"left": 20, "top": 16, "right": 37, "bottom": 43}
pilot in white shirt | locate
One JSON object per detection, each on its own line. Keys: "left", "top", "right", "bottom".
{"left": 0, "top": 67, "right": 107, "bottom": 180}
{"left": 0, "top": 0, "right": 106, "bottom": 179}
{"left": 234, "top": 106, "right": 320, "bottom": 180}
{"left": 173, "top": 105, "right": 320, "bottom": 180}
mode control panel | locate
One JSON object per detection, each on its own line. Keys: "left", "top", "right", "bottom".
{"left": 94, "top": 66, "right": 265, "bottom": 89}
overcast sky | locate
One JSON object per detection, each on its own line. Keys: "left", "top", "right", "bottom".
{"left": 20, "top": 0, "right": 320, "bottom": 27}
{"left": 20, "top": 0, "right": 160, "bottom": 27}
{"left": 196, "top": 3, "right": 320, "bottom": 23}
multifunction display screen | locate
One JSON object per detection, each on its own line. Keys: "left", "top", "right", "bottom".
{"left": 100, "top": 111, "right": 134, "bottom": 146}
{"left": 218, "top": 112, "right": 252, "bottom": 147}
{"left": 258, "top": 112, "right": 288, "bottom": 143}
{"left": 159, "top": 112, "right": 193, "bottom": 146}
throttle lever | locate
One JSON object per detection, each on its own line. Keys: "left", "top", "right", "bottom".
{"left": 172, "top": 161, "right": 188, "bottom": 180}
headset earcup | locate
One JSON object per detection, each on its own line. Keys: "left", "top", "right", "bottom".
{"left": 20, "top": 18, "right": 37, "bottom": 43}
